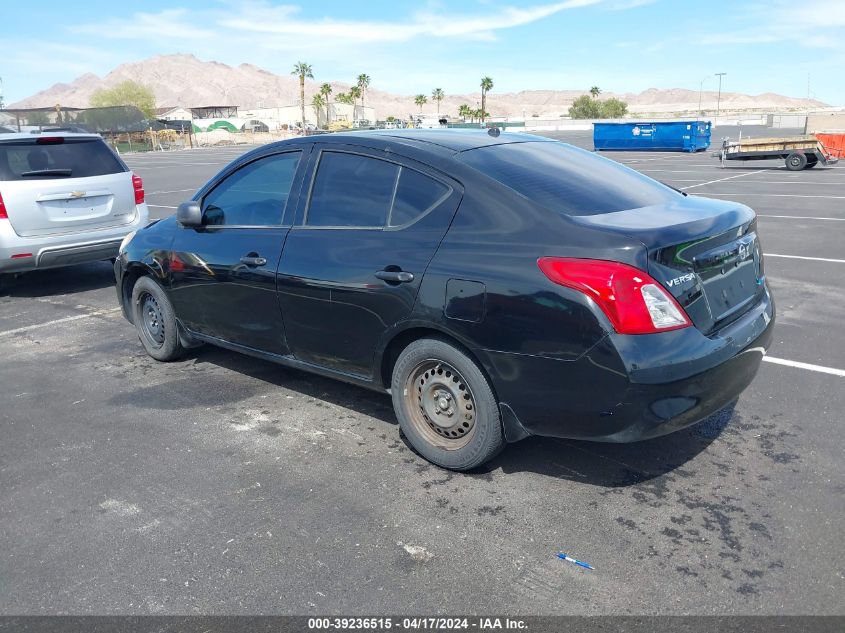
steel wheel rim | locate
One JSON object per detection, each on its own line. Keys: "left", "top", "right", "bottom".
{"left": 404, "top": 359, "right": 477, "bottom": 450}
{"left": 139, "top": 292, "right": 166, "bottom": 349}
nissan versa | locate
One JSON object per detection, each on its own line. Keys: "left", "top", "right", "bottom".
{"left": 115, "top": 130, "right": 774, "bottom": 470}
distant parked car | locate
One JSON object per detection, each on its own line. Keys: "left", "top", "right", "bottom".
{"left": 115, "top": 130, "right": 774, "bottom": 471}
{"left": 242, "top": 120, "right": 270, "bottom": 133}
{"left": 1, "top": 132, "right": 149, "bottom": 292}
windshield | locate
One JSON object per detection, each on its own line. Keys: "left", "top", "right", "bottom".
{"left": 459, "top": 141, "right": 679, "bottom": 216}
{"left": 0, "top": 138, "right": 125, "bottom": 181}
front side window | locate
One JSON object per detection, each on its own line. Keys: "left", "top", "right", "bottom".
{"left": 202, "top": 151, "right": 301, "bottom": 226}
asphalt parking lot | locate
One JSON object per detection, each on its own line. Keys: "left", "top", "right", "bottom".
{"left": 1, "top": 128, "right": 843, "bottom": 615}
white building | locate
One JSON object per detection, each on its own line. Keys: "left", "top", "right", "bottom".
{"left": 239, "top": 103, "right": 376, "bottom": 129}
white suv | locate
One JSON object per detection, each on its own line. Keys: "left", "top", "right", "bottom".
{"left": 0, "top": 132, "right": 148, "bottom": 291}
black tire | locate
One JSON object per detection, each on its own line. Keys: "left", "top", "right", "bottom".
{"left": 130, "top": 275, "right": 184, "bottom": 361}
{"left": 786, "top": 152, "right": 807, "bottom": 171}
{"left": 391, "top": 337, "right": 505, "bottom": 471}
{"left": 0, "top": 274, "right": 9, "bottom": 296}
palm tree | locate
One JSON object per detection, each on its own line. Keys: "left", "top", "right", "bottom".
{"left": 480, "top": 76, "right": 493, "bottom": 123}
{"left": 414, "top": 94, "right": 427, "bottom": 112}
{"left": 431, "top": 88, "right": 445, "bottom": 114}
{"left": 291, "top": 62, "right": 313, "bottom": 131}
{"left": 311, "top": 94, "right": 325, "bottom": 128}
{"left": 349, "top": 86, "right": 362, "bottom": 118}
{"left": 336, "top": 92, "right": 353, "bottom": 105}
{"left": 458, "top": 104, "right": 471, "bottom": 121}
{"left": 590, "top": 86, "right": 601, "bottom": 99}
{"left": 357, "top": 74, "right": 371, "bottom": 107}
{"left": 319, "top": 83, "right": 333, "bottom": 125}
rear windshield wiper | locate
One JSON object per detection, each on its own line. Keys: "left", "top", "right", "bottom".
{"left": 21, "top": 169, "right": 73, "bottom": 177}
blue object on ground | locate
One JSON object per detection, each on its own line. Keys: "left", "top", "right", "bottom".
{"left": 593, "top": 120, "right": 711, "bottom": 152}
{"left": 557, "top": 552, "right": 594, "bottom": 570}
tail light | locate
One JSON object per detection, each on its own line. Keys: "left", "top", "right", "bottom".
{"left": 0, "top": 192, "right": 7, "bottom": 219}
{"left": 537, "top": 257, "right": 691, "bottom": 335}
{"left": 36, "top": 137, "right": 65, "bottom": 145}
{"left": 132, "top": 173, "right": 145, "bottom": 204}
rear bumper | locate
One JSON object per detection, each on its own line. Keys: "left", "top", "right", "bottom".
{"left": 0, "top": 236, "right": 122, "bottom": 273}
{"left": 0, "top": 205, "right": 146, "bottom": 274}
{"left": 483, "top": 284, "right": 775, "bottom": 442}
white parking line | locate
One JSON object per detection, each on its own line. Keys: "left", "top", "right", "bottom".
{"left": 127, "top": 162, "right": 231, "bottom": 169}
{"left": 759, "top": 215, "right": 845, "bottom": 221}
{"left": 721, "top": 181, "right": 845, "bottom": 185}
{"left": 680, "top": 171, "right": 765, "bottom": 190}
{"left": 0, "top": 308, "right": 121, "bottom": 338}
{"left": 766, "top": 254, "right": 845, "bottom": 263}
{"left": 147, "top": 188, "right": 197, "bottom": 195}
{"left": 763, "top": 356, "right": 845, "bottom": 377}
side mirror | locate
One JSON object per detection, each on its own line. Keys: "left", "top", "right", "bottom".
{"left": 177, "top": 201, "right": 202, "bottom": 227}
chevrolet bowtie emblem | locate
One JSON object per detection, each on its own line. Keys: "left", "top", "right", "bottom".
{"left": 70, "top": 191, "right": 86, "bottom": 199}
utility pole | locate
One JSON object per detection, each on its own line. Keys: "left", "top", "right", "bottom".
{"left": 805, "top": 73, "right": 812, "bottom": 133}
{"left": 715, "top": 72, "right": 726, "bottom": 120}
{"left": 698, "top": 76, "right": 708, "bottom": 115}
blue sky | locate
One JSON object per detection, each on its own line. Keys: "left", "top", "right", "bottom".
{"left": 2, "top": 0, "right": 844, "bottom": 105}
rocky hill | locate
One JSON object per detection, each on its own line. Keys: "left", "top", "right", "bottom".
{"left": 11, "top": 53, "right": 827, "bottom": 118}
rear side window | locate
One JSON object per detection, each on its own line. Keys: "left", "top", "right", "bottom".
{"left": 305, "top": 151, "right": 452, "bottom": 228}
{"left": 202, "top": 151, "right": 301, "bottom": 226}
{"left": 389, "top": 168, "right": 450, "bottom": 227}
{"left": 0, "top": 138, "right": 124, "bottom": 181}
{"left": 459, "top": 141, "right": 678, "bottom": 216}
{"left": 306, "top": 152, "right": 399, "bottom": 227}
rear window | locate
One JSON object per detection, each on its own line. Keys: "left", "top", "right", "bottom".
{"left": 0, "top": 138, "right": 124, "bottom": 181}
{"left": 459, "top": 141, "right": 677, "bottom": 216}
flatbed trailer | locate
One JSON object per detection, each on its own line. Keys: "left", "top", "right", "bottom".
{"left": 715, "top": 135, "right": 839, "bottom": 170}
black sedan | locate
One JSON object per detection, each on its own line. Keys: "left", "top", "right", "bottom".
{"left": 115, "top": 130, "right": 774, "bottom": 470}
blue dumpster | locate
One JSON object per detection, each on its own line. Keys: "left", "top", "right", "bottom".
{"left": 593, "top": 120, "right": 711, "bottom": 152}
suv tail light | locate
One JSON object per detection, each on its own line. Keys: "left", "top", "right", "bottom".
{"left": 0, "top": 192, "right": 7, "bottom": 219}
{"left": 537, "top": 257, "right": 691, "bottom": 335}
{"left": 132, "top": 173, "right": 145, "bottom": 204}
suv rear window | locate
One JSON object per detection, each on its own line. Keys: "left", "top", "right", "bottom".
{"left": 459, "top": 141, "right": 677, "bottom": 216}
{"left": 0, "top": 138, "right": 125, "bottom": 181}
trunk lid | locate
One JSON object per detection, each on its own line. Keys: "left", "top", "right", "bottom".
{"left": 571, "top": 197, "right": 765, "bottom": 334}
{"left": 0, "top": 136, "right": 137, "bottom": 237}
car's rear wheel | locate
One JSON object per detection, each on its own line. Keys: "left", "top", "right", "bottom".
{"left": 131, "top": 276, "right": 184, "bottom": 361}
{"left": 391, "top": 338, "right": 504, "bottom": 471}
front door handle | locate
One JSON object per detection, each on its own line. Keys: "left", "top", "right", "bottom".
{"left": 240, "top": 255, "right": 267, "bottom": 267}
{"left": 375, "top": 270, "right": 414, "bottom": 283}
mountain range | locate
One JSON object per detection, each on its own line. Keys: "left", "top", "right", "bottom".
{"left": 10, "top": 54, "right": 828, "bottom": 118}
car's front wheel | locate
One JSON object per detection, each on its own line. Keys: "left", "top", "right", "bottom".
{"left": 391, "top": 337, "right": 505, "bottom": 471}
{"left": 130, "top": 276, "right": 184, "bottom": 361}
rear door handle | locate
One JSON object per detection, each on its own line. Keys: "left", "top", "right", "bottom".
{"left": 240, "top": 255, "right": 267, "bottom": 267}
{"left": 375, "top": 270, "right": 414, "bottom": 283}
